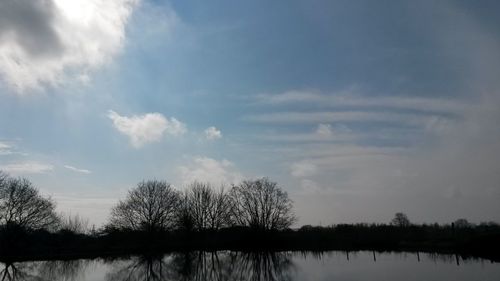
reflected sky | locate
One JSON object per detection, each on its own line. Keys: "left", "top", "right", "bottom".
{"left": 1, "top": 251, "right": 499, "bottom": 281}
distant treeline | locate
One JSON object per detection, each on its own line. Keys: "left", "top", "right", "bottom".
{"left": 1, "top": 221, "right": 500, "bottom": 262}
{"left": 1, "top": 171, "right": 499, "bottom": 262}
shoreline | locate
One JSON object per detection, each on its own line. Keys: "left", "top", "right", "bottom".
{"left": 0, "top": 248, "right": 496, "bottom": 264}
{"left": 1, "top": 225, "right": 499, "bottom": 263}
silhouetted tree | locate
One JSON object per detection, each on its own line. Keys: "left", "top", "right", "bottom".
{"left": 391, "top": 212, "right": 410, "bottom": 227}
{"left": 0, "top": 171, "right": 7, "bottom": 187}
{"left": 454, "top": 218, "right": 471, "bottom": 228}
{"left": 176, "top": 193, "right": 195, "bottom": 232}
{"left": 230, "top": 178, "right": 296, "bottom": 230}
{"left": 479, "top": 221, "right": 499, "bottom": 227}
{"left": 0, "top": 175, "right": 59, "bottom": 230}
{"left": 109, "top": 180, "right": 180, "bottom": 232}
{"left": 179, "top": 182, "right": 232, "bottom": 231}
{"left": 59, "top": 214, "right": 90, "bottom": 234}
{"left": 175, "top": 192, "right": 195, "bottom": 232}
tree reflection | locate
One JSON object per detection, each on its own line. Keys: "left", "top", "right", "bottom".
{"left": 106, "top": 255, "right": 174, "bottom": 281}
{"left": 106, "top": 251, "right": 295, "bottom": 281}
{"left": 229, "top": 252, "right": 295, "bottom": 281}
{"left": 38, "top": 260, "right": 90, "bottom": 281}
{"left": 0, "top": 263, "right": 33, "bottom": 281}
{"left": 0, "top": 260, "right": 89, "bottom": 281}
{"left": 169, "top": 252, "right": 232, "bottom": 281}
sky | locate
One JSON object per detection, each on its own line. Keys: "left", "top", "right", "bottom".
{"left": 1, "top": 0, "right": 499, "bottom": 227}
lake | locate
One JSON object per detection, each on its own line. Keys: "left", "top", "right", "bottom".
{"left": 1, "top": 251, "right": 499, "bottom": 280}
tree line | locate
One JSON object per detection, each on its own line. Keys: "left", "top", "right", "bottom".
{"left": 1, "top": 170, "right": 500, "bottom": 261}
{"left": 0, "top": 171, "right": 59, "bottom": 231}
{"left": 108, "top": 178, "right": 296, "bottom": 233}
{"left": 0, "top": 170, "right": 297, "bottom": 234}
{"left": 1, "top": 169, "right": 497, "bottom": 234}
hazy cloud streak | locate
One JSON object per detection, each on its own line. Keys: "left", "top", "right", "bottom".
{"left": 63, "top": 165, "right": 91, "bottom": 174}
{"left": 257, "top": 90, "right": 469, "bottom": 114}
{"left": 0, "top": 161, "right": 54, "bottom": 174}
{"left": 0, "top": 142, "right": 13, "bottom": 155}
{"left": 244, "top": 111, "right": 451, "bottom": 127}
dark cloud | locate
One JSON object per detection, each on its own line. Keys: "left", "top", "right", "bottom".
{"left": 0, "top": 0, "right": 62, "bottom": 58}
{"left": 0, "top": 0, "right": 140, "bottom": 91}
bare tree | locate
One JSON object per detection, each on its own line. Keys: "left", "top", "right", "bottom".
{"left": 0, "top": 171, "right": 7, "bottom": 186}
{"left": 59, "top": 214, "right": 90, "bottom": 234}
{"left": 176, "top": 192, "right": 195, "bottom": 232}
{"left": 391, "top": 212, "right": 411, "bottom": 227}
{"left": 0, "top": 175, "right": 59, "bottom": 230}
{"left": 453, "top": 218, "right": 471, "bottom": 228}
{"left": 109, "top": 180, "right": 180, "bottom": 232}
{"left": 206, "top": 185, "right": 233, "bottom": 230}
{"left": 230, "top": 178, "right": 296, "bottom": 230}
{"left": 180, "top": 182, "right": 232, "bottom": 231}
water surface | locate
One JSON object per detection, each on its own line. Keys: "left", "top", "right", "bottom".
{"left": 1, "top": 251, "right": 499, "bottom": 280}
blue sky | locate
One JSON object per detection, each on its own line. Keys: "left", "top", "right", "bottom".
{"left": 1, "top": 0, "right": 500, "bottom": 226}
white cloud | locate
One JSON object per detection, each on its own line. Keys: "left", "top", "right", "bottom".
{"left": 165, "top": 118, "right": 187, "bottom": 136}
{"left": 0, "top": 142, "right": 10, "bottom": 149}
{"left": 0, "top": 142, "right": 13, "bottom": 155}
{"left": 177, "top": 156, "right": 242, "bottom": 186}
{"left": 315, "top": 123, "right": 333, "bottom": 137}
{"left": 290, "top": 161, "right": 318, "bottom": 178}
{"left": 0, "top": 0, "right": 141, "bottom": 93}
{"left": 108, "top": 110, "right": 186, "bottom": 148}
{"left": 0, "top": 161, "right": 53, "bottom": 174}
{"left": 63, "top": 165, "right": 91, "bottom": 174}
{"left": 204, "top": 126, "right": 222, "bottom": 140}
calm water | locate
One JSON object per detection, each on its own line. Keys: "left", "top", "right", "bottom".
{"left": 1, "top": 251, "right": 499, "bottom": 280}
